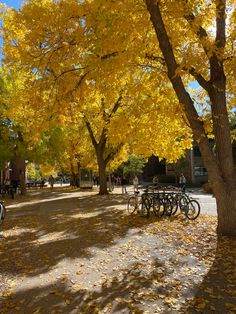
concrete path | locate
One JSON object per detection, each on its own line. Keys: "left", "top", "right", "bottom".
{"left": 188, "top": 190, "right": 217, "bottom": 216}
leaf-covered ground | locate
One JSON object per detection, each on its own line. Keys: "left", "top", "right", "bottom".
{"left": 0, "top": 188, "right": 236, "bottom": 313}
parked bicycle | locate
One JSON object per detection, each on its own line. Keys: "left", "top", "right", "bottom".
{"left": 127, "top": 185, "right": 200, "bottom": 220}
{"left": 127, "top": 190, "right": 150, "bottom": 217}
{"left": 148, "top": 189, "right": 173, "bottom": 217}
{"left": 177, "top": 196, "right": 200, "bottom": 220}
{"left": 166, "top": 186, "right": 200, "bottom": 220}
{"left": 146, "top": 185, "right": 200, "bottom": 220}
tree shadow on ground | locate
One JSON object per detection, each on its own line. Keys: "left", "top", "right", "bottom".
{"left": 2, "top": 235, "right": 236, "bottom": 313}
{"left": 2, "top": 191, "right": 234, "bottom": 313}
{"left": 1, "top": 192, "right": 155, "bottom": 278}
{"left": 180, "top": 236, "right": 236, "bottom": 313}
{"left": 1, "top": 258, "right": 173, "bottom": 313}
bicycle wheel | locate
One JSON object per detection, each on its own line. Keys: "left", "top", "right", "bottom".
{"left": 127, "top": 197, "right": 138, "bottom": 214}
{"left": 140, "top": 196, "right": 150, "bottom": 218}
{"left": 179, "top": 195, "right": 188, "bottom": 211}
{"left": 152, "top": 197, "right": 160, "bottom": 216}
{"left": 168, "top": 196, "right": 178, "bottom": 215}
{"left": 0, "top": 202, "right": 6, "bottom": 221}
{"left": 185, "top": 200, "right": 200, "bottom": 220}
{"left": 153, "top": 198, "right": 165, "bottom": 217}
{"left": 163, "top": 198, "right": 172, "bottom": 216}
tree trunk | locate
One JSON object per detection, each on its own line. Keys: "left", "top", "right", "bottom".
{"left": 214, "top": 188, "right": 236, "bottom": 236}
{"left": 70, "top": 171, "right": 77, "bottom": 187}
{"left": 15, "top": 157, "right": 26, "bottom": 195}
{"left": 69, "top": 162, "right": 77, "bottom": 186}
{"left": 145, "top": 0, "right": 236, "bottom": 236}
{"left": 84, "top": 97, "right": 123, "bottom": 195}
{"left": 97, "top": 152, "right": 108, "bottom": 195}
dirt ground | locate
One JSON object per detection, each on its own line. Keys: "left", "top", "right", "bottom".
{"left": 0, "top": 187, "right": 236, "bottom": 314}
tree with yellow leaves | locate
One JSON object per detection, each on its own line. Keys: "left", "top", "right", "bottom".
{"left": 78, "top": 0, "right": 236, "bottom": 235}
{"left": 1, "top": 0, "right": 192, "bottom": 195}
{"left": 144, "top": 0, "right": 236, "bottom": 235}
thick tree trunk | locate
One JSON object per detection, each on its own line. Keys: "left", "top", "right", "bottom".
{"left": 145, "top": 0, "right": 236, "bottom": 236}
{"left": 69, "top": 162, "right": 77, "bottom": 186}
{"left": 84, "top": 97, "right": 123, "bottom": 195}
{"left": 70, "top": 171, "right": 78, "bottom": 187}
{"left": 97, "top": 152, "right": 108, "bottom": 195}
{"left": 214, "top": 188, "right": 236, "bottom": 236}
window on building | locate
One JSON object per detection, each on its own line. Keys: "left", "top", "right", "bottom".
{"left": 194, "top": 166, "right": 208, "bottom": 176}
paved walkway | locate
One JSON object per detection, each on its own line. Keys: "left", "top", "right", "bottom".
{"left": 0, "top": 187, "right": 234, "bottom": 314}
{"left": 189, "top": 191, "right": 216, "bottom": 216}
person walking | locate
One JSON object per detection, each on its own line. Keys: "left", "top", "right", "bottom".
{"left": 121, "top": 177, "right": 127, "bottom": 194}
{"left": 179, "top": 174, "right": 186, "bottom": 193}
{"left": 133, "top": 175, "right": 139, "bottom": 192}
{"left": 152, "top": 175, "right": 159, "bottom": 190}
{"left": 4, "top": 177, "right": 10, "bottom": 194}
{"left": 48, "top": 175, "right": 55, "bottom": 189}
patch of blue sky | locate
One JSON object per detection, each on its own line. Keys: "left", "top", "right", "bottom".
{"left": 188, "top": 81, "right": 201, "bottom": 90}
{"left": 1, "top": 0, "right": 22, "bottom": 9}
{"left": 187, "top": 80, "right": 210, "bottom": 116}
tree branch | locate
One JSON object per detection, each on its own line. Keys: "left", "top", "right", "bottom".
{"left": 181, "top": 1, "right": 211, "bottom": 59}
{"left": 145, "top": 0, "right": 221, "bottom": 181}
{"left": 54, "top": 66, "right": 87, "bottom": 81}
{"left": 72, "top": 71, "right": 91, "bottom": 92}
{"left": 145, "top": 53, "right": 165, "bottom": 65}
{"left": 110, "top": 95, "right": 123, "bottom": 116}
{"left": 101, "top": 51, "right": 119, "bottom": 60}
{"left": 185, "top": 66, "right": 210, "bottom": 91}
{"left": 215, "top": 0, "right": 226, "bottom": 49}
{"left": 105, "top": 143, "right": 124, "bottom": 164}
{"left": 83, "top": 115, "right": 98, "bottom": 148}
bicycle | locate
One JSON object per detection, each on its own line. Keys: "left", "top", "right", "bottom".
{"left": 174, "top": 190, "right": 200, "bottom": 220}
{"left": 127, "top": 191, "right": 150, "bottom": 217}
{"left": 140, "top": 186, "right": 173, "bottom": 218}
{"left": 185, "top": 199, "right": 200, "bottom": 220}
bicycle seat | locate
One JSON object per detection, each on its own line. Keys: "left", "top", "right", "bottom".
{"left": 134, "top": 191, "right": 140, "bottom": 195}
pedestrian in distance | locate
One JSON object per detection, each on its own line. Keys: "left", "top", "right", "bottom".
{"left": 121, "top": 177, "right": 127, "bottom": 194}
{"left": 152, "top": 175, "right": 159, "bottom": 190}
{"left": 179, "top": 174, "right": 186, "bottom": 193}
{"left": 133, "top": 175, "right": 139, "bottom": 192}
{"left": 111, "top": 175, "right": 115, "bottom": 191}
{"left": 116, "top": 176, "right": 121, "bottom": 186}
{"left": 48, "top": 175, "right": 55, "bottom": 189}
{"left": 4, "top": 177, "right": 10, "bottom": 194}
